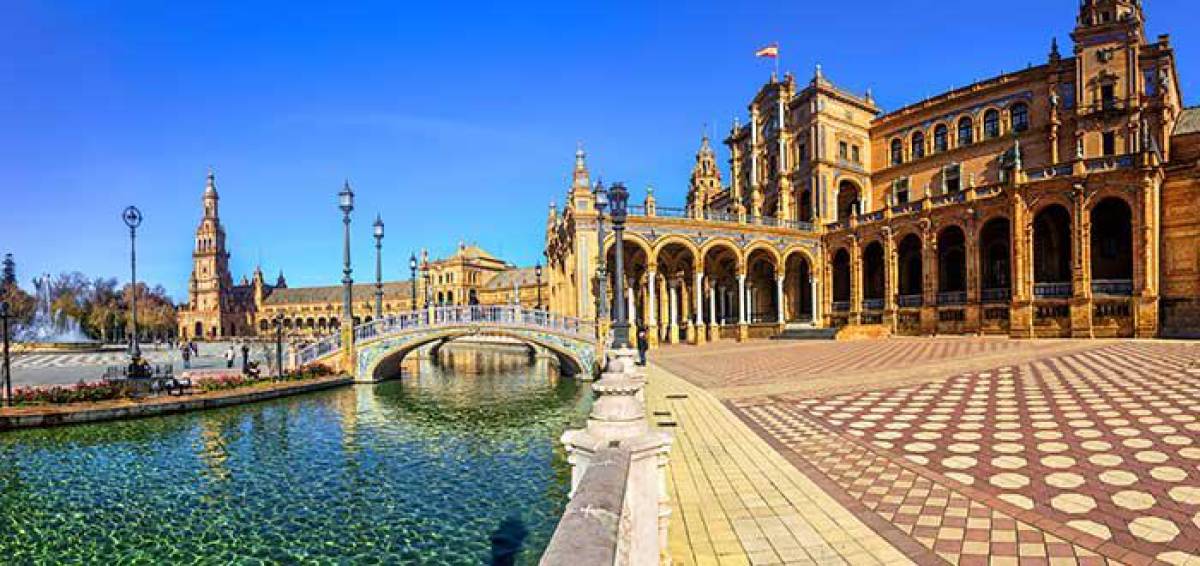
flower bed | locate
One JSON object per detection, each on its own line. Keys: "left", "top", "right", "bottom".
{"left": 7, "top": 363, "right": 337, "bottom": 406}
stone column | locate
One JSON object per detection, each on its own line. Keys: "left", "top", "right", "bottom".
{"left": 668, "top": 284, "right": 679, "bottom": 344}
{"left": 1071, "top": 184, "right": 1093, "bottom": 338}
{"left": 776, "top": 275, "right": 786, "bottom": 328}
{"left": 708, "top": 283, "right": 719, "bottom": 342}
{"left": 737, "top": 273, "right": 749, "bottom": 341}
{"left": 628, "top": 287, "right": 637, "bottom": 328}
{"left": 692, "top": 271, "right": 706, "bottom": 345}
{"left": 646, "top": 268, "right": 658, "bottom": 348}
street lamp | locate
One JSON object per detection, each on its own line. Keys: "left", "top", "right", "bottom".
{"left": 272, "top": 313, "right": 284, "bottom": 377}
{"left": 373, "top": 214, "right": 384, "bottom": 319}
{"left": 122, "top": 205, "right": 143, "bottom": 358}
{"left": 1, "top": 300, "right": 11, "bottom": 406}
{"left": 594, "top": 180, "right": 609, "bottom": 319}
{"left": 409, "top": 253, "right": 418, "bottom": 310}
{"left": 338, "top": 182, "right": 355, "bottom": 330}
{"left": 535, "top": 262, "right": 543, "bottom": 310}
{"left": 608, "top": 182, "right": 631, "bottom": 349}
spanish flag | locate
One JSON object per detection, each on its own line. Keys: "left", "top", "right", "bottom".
{"left": 755, "top": 44, "right": 779, "bottom": 59}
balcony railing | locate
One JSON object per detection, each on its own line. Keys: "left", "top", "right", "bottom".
{"left": 832, "top": 301, "right": 850, "bottom": 312}
{"left": 1084, "top": 155, "right": 1136, "bottom": 172}
{"left": 703, "top": 210, "right": 738, "bottom": 223}
{"left": 1034, "top": 282, "right": 1073, "bottom": 299}
{"left": 890, "top": 201, "right": 924, "bottom": 216}
{"left": 1092, "top": 279, "right": 1133, "bottom": 296}
{"left": 897, "top": 294, "right": 923, "bottom": 308}
{"left": 981, "top": 287, "right": 1012, "bottom": 303}
{"left": 656, "top": 206, "right": 688, "bottom": 218}
{"left": 937, "top": 291, "right": 968, "bottom": 306}
{"left": 863, "top": 298, "right": 884, "bottom": 311}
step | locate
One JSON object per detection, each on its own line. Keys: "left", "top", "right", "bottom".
{"left": 770, "top": 327, "right": 838, "bottom": 341}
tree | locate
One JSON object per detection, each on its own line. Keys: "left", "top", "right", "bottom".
{"left": 1, "top": 254, "right": 14, "bottom": 286}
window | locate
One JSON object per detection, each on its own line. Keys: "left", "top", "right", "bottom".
{"left": 890, "top": 139, "right": 903, "bottom": 165}
{"left": 839, "top": 141, "right": 848, "bottom": 160}
{"left": 934, "top": 124, "right": 949, "bottom": 153}
{"left": 944, "top": 164, "right": 962, "bottom": 193}
{"left": 1101, "top": 84, "right": 1116, "bottom": 110}
{"left": 983, "top": 110, "right": 1000, "bottom": 139}
{"left": 851, "top": 145, "right": 861, "bottom": 164}
{"left": 1144, "top": 69, "right": 1157, "bottom": 97}
{"left": 893, "top": 178, "right": 910, "bottom": 204}
{"left": 1010, "top": 103, "right": 1029, "bottom": 133}
{"left": 958, "top": 117, "right": 974, "bottom": 147}
{"left": 1060, "top": 83, "right": 1076, "bottom": 109}
{"left": 911, "top": 132, "right": 926, "bottom": 159}
{"left": 798, "top": 143, "right": 807, "bottom": 162}
{"left": 1103, "top": 131, "right": 1116, "bottom": 156}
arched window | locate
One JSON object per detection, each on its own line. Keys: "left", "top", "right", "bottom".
{"left": 984, "top": 109, "right": 1000, "bottom": 139}
{"left": 911, "top": 132, "right": 926, "bottom": 159}
{"left": 957, "top": 117, "right": 973, "bottom": 147}
{"left": 1010, "top": 103, "right": 1029, "bottom": 133}
{"left": 890, "top": 139, "right": 903, "bottom": 166}
{"left": 934, "top": 124, "right": 949, "bottom": 153}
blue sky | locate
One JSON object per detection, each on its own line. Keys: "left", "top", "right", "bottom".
{"left": 3, "top": 0, "right": 1196, "bottom": 301}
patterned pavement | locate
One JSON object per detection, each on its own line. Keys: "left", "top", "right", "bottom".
{"left": 723, "top": 341, "right": 1200, "bottom": 565}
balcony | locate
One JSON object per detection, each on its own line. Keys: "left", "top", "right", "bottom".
{"left": 863, "top": 298, "right": 884, "bottom": 311}
{"left": 1034, "top": 282, "right": 1072, "bottom": 299}
{"left": 1092, "top": 279, "right": 1133, "bottom": 296}
{"left": 897, "top": 294, "right": 923, "bottom": 308}
{"left": 937, "top": 291, "right": 967, "bottom": 306}
{"left": 1084, "top": 155, "right": 1136, "bottom": 172}
{"left": 832, "top": 301, "right": 851, "bottom": 312}
{"left": 890, "top": 201, "right": 924, "bottom": 217}
{"left": 981, "top": 287, "right": 1012, "bottom": 303}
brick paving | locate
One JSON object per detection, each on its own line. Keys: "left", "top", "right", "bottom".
{"left": 720, "top": 341, "right": 1200, "bottom": 565}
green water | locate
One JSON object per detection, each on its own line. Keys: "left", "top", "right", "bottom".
{"left": 0, "top": 348, "right": 589, "bottom": 564}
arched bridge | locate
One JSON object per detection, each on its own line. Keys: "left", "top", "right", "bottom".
{"left": 295, "top": 306, "right": 600, "bottom": 382}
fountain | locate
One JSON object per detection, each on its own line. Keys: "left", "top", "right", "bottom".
{"left": 13, "top": 274, "right": 102, "bottom": 352}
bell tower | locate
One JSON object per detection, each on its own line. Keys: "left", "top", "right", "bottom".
{"left": 1071, "top": 0, "right": 1146, "bottom": 158}
{"left": 687, "top": 133, "right": 724, "bottom": 217}
{"left": 189, "top": 170, "right": 233, "bottom": 320}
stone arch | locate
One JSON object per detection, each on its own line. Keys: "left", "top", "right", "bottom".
{"left": 650, "top": 235, "right": 701, "bottom": 266}
{"left": 897, "top": 233, "right": 924, "bottom": 300}
{"left": 1089, "top": 196, "right": 1133, "bottom": 290}
{"left": 1033, "top": 203, "right": 1073, "bottom": 296}
{"left": 862, "top": 240, "right": 886, "bottom": 306}
{"left": 835, "top": 179, "right": 863, "bottom": 221}
{"left": 979, "top": 216, "right": 1012, "bottom": 302}
{"left": 831, "top": 247, "right": 852, "bottom": 308}
{"left": 699, "top": 238, "right": 742, "bottom": 266}
{"left": 358, "top": 328, "right": 591, "bottom": 382}
{"left": 602, "top": 232, "right": 653, "bottom": 260}
{"left": 742, "top": 241, "right": 782, "bottom": 269}
{"left": 936, "top": 225, "right": 967, "bottom": 297}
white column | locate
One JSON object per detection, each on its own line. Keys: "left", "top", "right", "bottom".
{"left": 628, "top": 287, "right": 637, "bottom": 327}
{"left": 812, "top": 278, "right": 821, "bottom": 325}
{"left": 737, "top": 275, "right": 747, "bottom": 324}
{"left": 694, "top": 272, "right": 704, "bottom": 327}
{"left": 708, "top": 285, "right": 717, "bottom": 328}
{"left": 647, "top": 270, "right": 657, "bottom": 327}
{"left": 668, "top": 286, "right": 678, "bottom": 326}
{"left": 776, "top": 275, "right": 785, "bottom": 324}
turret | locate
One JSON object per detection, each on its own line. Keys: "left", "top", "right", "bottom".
{"left": 687, "top": 133, "right": 724, "bottom": 217}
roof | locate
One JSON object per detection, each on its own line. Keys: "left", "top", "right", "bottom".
{"left": 482, "top": 267, "right": 540, "bottom": 290}
{"left": 264, "top": 280, "right": 414, "bottom": 306}
{"left": 1176, "top": 107, "right": 1200, "bottom": 136}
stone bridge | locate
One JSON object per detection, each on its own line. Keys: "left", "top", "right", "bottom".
{"left": 295, "top": 306, "right": 600, "bottom": 382}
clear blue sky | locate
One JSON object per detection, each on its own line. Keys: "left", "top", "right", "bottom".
{"left": 3, "top": 0, "right": 1196, "bottom": 301}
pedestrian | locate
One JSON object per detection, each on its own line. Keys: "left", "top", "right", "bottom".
{"left": 636, "top": 326, "right": 649, "bottom": 366}
{"left": 224, "top": 344, "right": 235, "bottom": 369}
{"left": 180, "top": 342, "right": 192, "bottom": 369}
{"left": 241, "top": 342, "right": 250, "bottom": 371}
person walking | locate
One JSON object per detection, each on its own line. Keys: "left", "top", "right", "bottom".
{"left": 636, "top": 326, "right": 649, "bottom": 366}
{"left": 240, "top": 342, "right": 250, "bottom": 371}
{"left": 224, "top": 344, "right": 235, "bottom": 369}
{"left": 180, "top": 342, "right": 192, "bottom": 369}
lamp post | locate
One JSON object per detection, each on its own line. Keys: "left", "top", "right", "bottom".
{"left": 1, "top": 301, "right": 11, "bottom": 406}
{"left": 608, "top": 182, "right": 631, "bottom": 349}
{"left": 409, "top": 253, "right": 418, "bottom": 311}
{"left": 122, "top": 205, "right": 143, "bottom": 358}
{"left": 272, "top": 313, "right": 284, "bottom": 377}
{"left": 535, "top": 262, "right": 543, "bottom": 311}
{"left": 373, "top": 215, "right": 384, "bottom": 319}
{"left": 338, "top": 181, "right": 355, "bottom": 337}
{"left": 595, "top": 181, "right": 609, "bottom": 319}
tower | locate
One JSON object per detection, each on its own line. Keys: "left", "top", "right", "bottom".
{"left": 185, "top": 169, "right": 235, "bottom": 338}
{"left": 687, "top": 134, "right": 724, "bottom": 217}
{"left": 1070, "top": 0, "right": 1147, "bottom": 158}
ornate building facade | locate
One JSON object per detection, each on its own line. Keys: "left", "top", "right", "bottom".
{"left": 178, "top": 173, "right": 548, "bottom": 340}
{"left": 546, "top": 0, "right": 1200, "bottom": 344}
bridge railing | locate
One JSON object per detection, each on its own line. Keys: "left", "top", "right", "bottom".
{"left": 295, "top": 306, "right": 596, "bottom": 367}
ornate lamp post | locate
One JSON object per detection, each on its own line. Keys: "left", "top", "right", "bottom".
{"left": 338, "top": 182, "right": 355, "bottom": 371}
{"left": 122, "top": 205, "right": 143, "bottom": 358}
{"left": 535, "top": 262, "right": 543, "bottom": 310}
{"left": 373, "top": 214, "right": 384, "bottom": 319}
{"left": 1, "top": 300, "right": 11, "bottom": 406}
{"left": 608, "top": 182, "right": 631, "bottom": 349}
{"left": 272, "top": 313, "right": 284, "bottom": 376}
{"left": 409, "top": 253, "right": 418, "bottom": 311}
{"left": 595, "top": 181, "right": 609, "bottom": 319}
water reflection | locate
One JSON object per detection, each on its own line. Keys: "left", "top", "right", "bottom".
{"left": 0, "top": 345, "right": 588, "bottom": 564}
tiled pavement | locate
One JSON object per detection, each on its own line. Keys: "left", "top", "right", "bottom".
{"left": 653, "top": 337, "right": 1103, "bottom": 400}
{"left": 721, "top": 341, "right": 1200, "bottom": 565}
{"left": 645, "top": 365, "right": 914, "bottom": 565}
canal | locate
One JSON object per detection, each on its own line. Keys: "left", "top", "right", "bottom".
{"left": 0, "top": 345, "right": 589, "bottom": 564}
